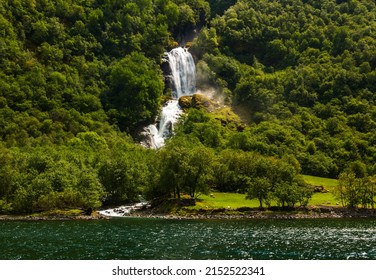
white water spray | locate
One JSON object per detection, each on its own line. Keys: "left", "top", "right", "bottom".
{"left": 98, "top": 201, "right": 149, "bottom": 217}
{"left": 166, "top": 47, "right": 196, "bottom": 98}
{"left": 146, "top": 47, "right": 196, "bottom": 148}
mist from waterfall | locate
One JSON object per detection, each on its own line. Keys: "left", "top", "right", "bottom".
{"left": 146, "top": 47, "right": 196, "bottom": 148}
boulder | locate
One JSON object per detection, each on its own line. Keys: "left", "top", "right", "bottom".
{"left": 178, "top": 96, "right": 193, "bottom": 109}
{"left": 192, "top": 94, "right": 212, "bottom": 109}
{"left": 179, "top": 94, "right": 217, "bottom": 111}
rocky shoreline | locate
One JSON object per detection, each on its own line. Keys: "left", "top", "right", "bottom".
{"left": 115, "top": 205, "right": 376, "bottom": 220}
{"left": 0, "top": 213, "right": 109, "bottom": 221}
{"left": 1, "top": 206, "right": 375, "bottom": 221}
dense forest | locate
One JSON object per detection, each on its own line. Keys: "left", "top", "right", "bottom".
{"left": 0, "top": 0, "right": 375, "bottom": 214}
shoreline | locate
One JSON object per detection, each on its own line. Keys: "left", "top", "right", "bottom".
{"left": 1, "top": 206, "right": 375, "bottom": 221}
{"left": 0, "top": 213, "right": 109, "bottom": 221}
{"left": 125, "top": 206, "right": 376, "bottom": 220}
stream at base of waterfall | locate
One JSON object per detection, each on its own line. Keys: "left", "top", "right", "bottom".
{"left": 98, "top": 201, "right": 150, "bottom": 217}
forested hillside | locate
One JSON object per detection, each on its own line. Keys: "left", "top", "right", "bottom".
{"left": 191, "top": 0, "right": 375, "bottom": 177}
{"left": 0, "top": 0, "right": 375, "bottom": 214}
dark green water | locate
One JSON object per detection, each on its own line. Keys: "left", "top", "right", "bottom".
{"left": 0, "top": 218, "right": 375, "bottom": 260}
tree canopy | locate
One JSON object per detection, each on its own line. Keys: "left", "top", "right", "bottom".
{"left": 1, "top": 0, "right": 375, "bottom": 213}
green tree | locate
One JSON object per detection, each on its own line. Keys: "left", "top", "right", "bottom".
{"left": 107, "top": 52, "right": 164, "bottom": 131}
{"left": 98, "top": 149, "right": 153, "bottom": 204}
{"left": 335, "top": 171, "right": 360, "bottom": 208}
{"left": 182, "top": 145, "right": 214, "bottom": 198}
{"left": 246, "top": 177, "right": 271, "bottom": 209}
{"left": 158, "top": 138, "right": 214, "bottom": 199}
{"left": 191, "top": 27, "right": 219, "bottom": 57}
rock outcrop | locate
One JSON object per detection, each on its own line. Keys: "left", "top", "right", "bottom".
{"left": 178, "top": 95, "right": 193, "bottom": 109}
{"left": 178, "top": 93, "right": 217, "bottom": 111}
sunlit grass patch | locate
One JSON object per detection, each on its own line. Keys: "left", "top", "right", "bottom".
{"left": 189, "top": 192, "right": 259, "bottom": 210}
{"left": 303, "top": 175, "right": 339, "bottom": 206}
{"left": 310, "top": 192, "right": 339, "bottom": 206}
{"left": 183, "top": 175, "right": 341, "bottom": 211}
{"left": 303, "top": 175, "right": 338, "bottom": 189}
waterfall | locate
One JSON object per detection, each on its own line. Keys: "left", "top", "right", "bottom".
{"left": 165, "top": 47, "right": 196, "bottom": 98}
{"left": 144, "top": 47, "right": 196, "bottom": 148}
{"left": 102, "top": 48, "right": 196, "bottom": 216}
{"left": 144, "top": 100, "right": 183, "bottom": 148}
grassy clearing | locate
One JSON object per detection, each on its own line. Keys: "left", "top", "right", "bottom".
{"left": 185, "top": 175, "right": 340, "bottom": 210}
{"left": 190, "top": 192, "right": 259, "bottom": 210}
{"left": 310, "top": 192, "right": 339, "bottom": 206}
{"left": 302, "top": 175, "right": 338, "bottom": 189}
{"left": 303, "top": 175, "right": 339, "bottom": 206}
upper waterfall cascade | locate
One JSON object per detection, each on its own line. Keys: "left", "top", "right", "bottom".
{"left": 145, "top": 47, "right": 196, "bottom": 148}
{"left": 165, "top": 47, "right": 196, "bottom": 98}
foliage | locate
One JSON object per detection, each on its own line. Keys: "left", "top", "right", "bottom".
{"left": 246, "top": 177, "right": 272, "bottom": 209}
{"left": 0, "top": 0, "right": 215, "bottom": 213}
{"left": 190, "top": 0, "right": 376, "bottom": 179}
{"left": 98, "top": 146, "right": 156, "bottom": 205}
{"left": 156, "top": 137, "right": 214, "bottom": 199}
{"left": 0, "top": 143, "right": 107, "bottom": 214}
{"left": 106, "top": 52, "right": 164, "bottom": 131}
{"left": 1, "top": 0, "right": 376, "bottom": 213}
{"left": 334, "top": 171, "right": 375, "bottom": 209}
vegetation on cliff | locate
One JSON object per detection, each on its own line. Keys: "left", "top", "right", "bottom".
{"left": 0, "top": 0, "right": 375, "bottom": 214}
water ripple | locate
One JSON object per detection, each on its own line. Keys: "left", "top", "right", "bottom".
{"left": 0, "top": 218, "right": 375, "bottom": 260}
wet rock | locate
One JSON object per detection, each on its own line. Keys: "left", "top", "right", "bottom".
{"left": 161, "top": 120, "right": 173, "bottom": 138}
{"left": 140, "top": 126, "right": 157, "bottom": 148}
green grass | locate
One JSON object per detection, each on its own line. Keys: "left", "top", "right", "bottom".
{"left": 184, "top": 175, "right": 340, "bottom": 211}
{"left": 310, "top": 192, "right": 339, "bottom": 206}
{"left": 188, "top": 192, "right": 259, "bottom": 210}
{"left": 302, "top": 175, "right": 338, "bottom": 189}
{"left": 303, "top": 175, "right": 339, "bottom": 206}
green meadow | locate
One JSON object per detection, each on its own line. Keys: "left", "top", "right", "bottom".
{"left": 186, "top": 175, "right": 339, "bottom": 210}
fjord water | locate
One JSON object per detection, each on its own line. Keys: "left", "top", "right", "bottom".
{"left": 1, "top": 218, "right": 375, "bottom": 260}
